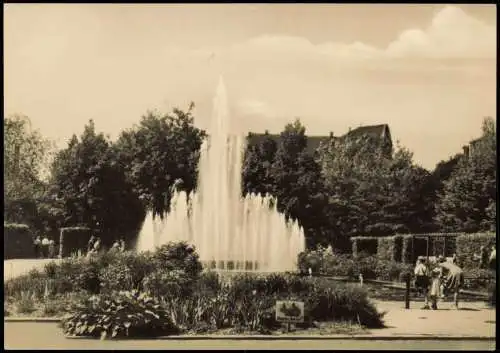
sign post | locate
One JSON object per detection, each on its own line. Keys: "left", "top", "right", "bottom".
{"left": 275, "top": 300, "right": 305, "bottom": 333}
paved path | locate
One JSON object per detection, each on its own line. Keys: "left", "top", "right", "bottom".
{"left": 4, "top": 259, "right": 61, "bottom": 281}
{"left": 3, "top": 323, "right": 496, "bottom": 350}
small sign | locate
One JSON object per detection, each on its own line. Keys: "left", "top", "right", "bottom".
{"left": 275, "top": 300, "right": 305, "bottom": 323}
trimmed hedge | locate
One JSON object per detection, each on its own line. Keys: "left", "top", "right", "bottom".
{"left": 351, "top": 237, "right": 378, "bottom": 258}
{"left": 59, "top": 227, "right": 92, "bottom": 258}
{"left": 401, "top": 235, "right": 413, "bottom": 264}
{"left": 4, "top": 223, "right": 33, "bottom": 259}
{"left": 456, "top": 233, "right": 496, "bottom": 269}
{"left": 376, "top": 235, "right": 403, "bottom": 262}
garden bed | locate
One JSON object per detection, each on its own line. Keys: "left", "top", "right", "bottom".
{"left": 4, "top": 243, "right": 385, "bottom": 339}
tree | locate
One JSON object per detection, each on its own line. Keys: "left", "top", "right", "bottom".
{"left": 318, "top": 133, "right": 435, "bottom": 243}
{"left": 270, "top": 119, "right": 330, "bottom": 247}
{"left": 4, "top": 114, "right": 54, "bottom": 228}
{"left": 242, "top": 131, "right": 277, "bottom": 196}
{"left": 48, "top": 120, "right": 145, "bottom": 243}
{"left": 435, "top": 117, "right": 496, "bottom": 232}
{"left": 115, "top": 104, "right": 206, "bottom": 218}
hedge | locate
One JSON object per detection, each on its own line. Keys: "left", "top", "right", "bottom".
{"left": 377, "top": 235, "right": 403, "bottom": 262}
{"left": 401, "top": 235, "right": 413, "bottom": 264}
{"left": 4, "top": 223, "right": 33, "bottom": 259}
{"left": 59, "top": 227, "right": 92, "bottom": 258}
{"left": 456, "top": 233, "right": 496, "bottom": 269}
{"left": 352, "top": 237, "right": 378, "bottom": 258}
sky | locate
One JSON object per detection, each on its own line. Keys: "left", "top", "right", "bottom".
{"left": 4, "top": 4, "right": 497, "bottom": 170}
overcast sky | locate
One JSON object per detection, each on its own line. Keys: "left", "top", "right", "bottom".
{"left": 4, "top": 4, "right": 496, "bottom": 170}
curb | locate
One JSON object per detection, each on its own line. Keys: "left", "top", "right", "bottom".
{"left": 5, "top": 317, "right": 61, "bottom": 323}
{"left": 4, "top": 320, "right": 494, "bottom": 341}
{"left": 63, "top": 335, "right": 496, "bottom": 341}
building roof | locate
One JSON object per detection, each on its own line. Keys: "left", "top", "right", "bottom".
{"left": 246, "top": 124, "right": 392, "bottom": 155}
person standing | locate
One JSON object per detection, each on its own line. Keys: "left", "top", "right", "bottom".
{"left": 488, "top": 245, "right": 496, "bottom": 307}
{"left": 414, "top": 257, "right": 430, "bottom": 309}
{"left": 87, "top": 235, "right": 96, "bottom": 254}
{"left": 119, "top": 239, "right": 126, "bottom": 252}
{"left": 437, "top": 255, "right": 464, "bottom": 309}
{"left": 429, "top": 267, "right": 442, "bottom": 310}
{"left": 48, "top": 238, "right": 56, "bottom": 258}
{"left": 33, "top": 236, "right": 42, "bottom": 259}
{"left": 41, "top": 235, "right": 50, "bottom": 259}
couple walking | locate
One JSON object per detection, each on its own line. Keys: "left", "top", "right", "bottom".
{"left": 414, "top": 255, "right": 464, "bottom": 310}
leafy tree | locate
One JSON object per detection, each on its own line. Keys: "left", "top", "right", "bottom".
{"left": 115, "top": 104, "right": 206, "bottom": 218}
{"left": 48, "top": 120, "right": 145, "bottom": 243}
{"left": 4, "top": 114, "right": 54, "bottom": 229}
{"left": 242, "top": 131, "right": 277, "bottom": 196}
{"left": 270, "top": 119, "right": 329, "bottom": 247}
{"left": 435, "top": 117, "right": 496, "bottom": 232}
{"left": 318, "top": 133, "right": 435, "bottom": 243}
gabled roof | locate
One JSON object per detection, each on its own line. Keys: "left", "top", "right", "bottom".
{"left": 344, "top": 124, "right": 391, "bottom": 141}
{"left": 246, "top": 124, "right": 392, "bottom": 155}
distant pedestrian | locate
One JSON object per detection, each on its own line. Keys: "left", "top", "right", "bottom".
{"left": 414, "top": 257, "right": 430, "bottom": 309}
{"left": 451, "top": 253, "right": 458, "bottom": 265}
{"left": 110, "top": 240, "right": 121, "bottom": 253}
{"left": 437, "top": 255, "right": 464, "bottom": 309}
{"left": 41, "top": 235, "right": 50, "bottom": 258}
{"left": 488, "top": 245, "right": 496, "bottom": 307}
{"left": 119, "top": 239, "right": 126, "bottom": 252}
{"left": 48, "top": 239, "right": 56, "bottom": 258}
{"left": 93, "top": 237, "right": 101, "bottom": 253}
{"left": 429, "top": 267, "right": 442, "bottom": 310}
{"left": 87, "top": 235, "right": 96, "bottom": 254}
{"left": 33, "top": 236, "right": 42, "bottom": 259}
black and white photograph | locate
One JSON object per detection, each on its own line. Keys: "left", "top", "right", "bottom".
{"left": 3, "top": 3, "right": 496, "bottom": 350}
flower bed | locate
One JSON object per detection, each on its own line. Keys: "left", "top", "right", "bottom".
{"left": 4, "top": 242, "right": 386, "bottom": 339}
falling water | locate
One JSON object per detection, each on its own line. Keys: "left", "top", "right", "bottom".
{"left": 136, "top": 77, "right": 306, "bottom": 272}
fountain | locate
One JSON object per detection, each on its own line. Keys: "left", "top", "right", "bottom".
{"left": 136, "top": 77, "right": 306, "bottom": 272}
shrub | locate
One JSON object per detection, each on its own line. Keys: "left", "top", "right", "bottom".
{"left": 462, "top": 268, "right": 495, "bottom": 291}
{"left": 152, "top": 242, "right": 203, "bottom": 278}
{"left": 375, "top": 261, "right": 413, "bottom": 282}
{"left": 59, "top": 227, "right": 92, "bottom": 258}
{"left": 61, "top": 290, "right": 180, "bottom": 339}
{"left": 297, "top": 250, "right": 322, "bottom": 275}
{"left": 15, "top": 291, "right": 37, "bottom": 314}
{"left": 456, "top": 233, "right": 496, "bottom": 269}
{"left": 142, "top": 269, "right": 195, "bottom": 299}
{"left": 321, "top": 253, "right": 356, "bottom": 278}
{"left": 356, "top": 255, "right": 379, "bottom": 279}
{"left": 4, "top": 223, "right": 33, "bottom": 259}
{"left": 99, "top": 251, "right": 154, "bottom": 293}
{"left": 305, "top": 278, "right": 385, "bottom": 328}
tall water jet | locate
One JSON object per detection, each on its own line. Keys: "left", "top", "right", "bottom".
{"left": 137, "top": 77, "right": 306, "bottom": 272}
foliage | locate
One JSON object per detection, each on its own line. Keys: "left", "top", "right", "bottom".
{"left": 456, "top": 232, "right": 496, "bottom": 269}
{"left": 61, "top": 290, "right": 180, "bottom": 339}
{"left": 318, "top": 134, "right": 436, "bottom": 242}
{"left": 4, "top": 223, "right": 34, "bottom": 259}
{"left": 115, "top": 105, "right": 206, "bottom": 217}
{"left": 462, "top": 268, "right": 495, "bottom": 291}
{"left": 151, "top": 242, "right": 203, "bottom": 278}
{"left": 4, "top": 114, "right": 55, "bottom": 231}
{"left": 99, "top": 251, "right": 155, "bottom": 293}
{"left": 48, "top": 120, "right": 145, "bottom": 242}
{"left": 351, "top": 237, "right": 378, "bottom": 258}
{"left": 59, "top": 226, "right": 91, "bottom": 258}
{"left": 435, "top": 117, "right": 496, "bottom": 233}
{"left": 243, "top": 131, "right": 278, "bottom": 196}
{"left": 269, "top": 119, "right": 331, "bottom": 247}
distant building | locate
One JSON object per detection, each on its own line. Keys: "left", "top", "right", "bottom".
{"left": 247, "top": 124, "right": 393, "bottom": 157}
{"left": 462, "top": 137, "right": 484, "bottom": 159}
